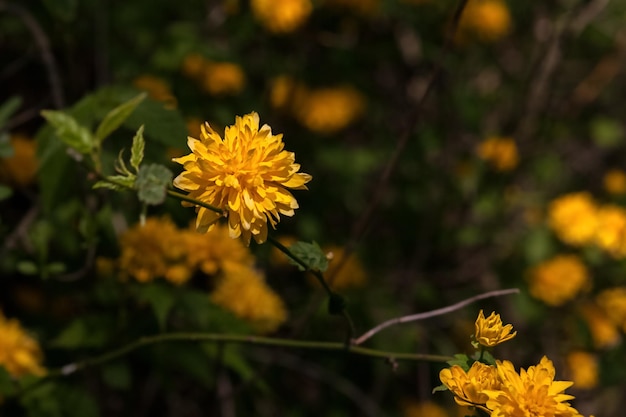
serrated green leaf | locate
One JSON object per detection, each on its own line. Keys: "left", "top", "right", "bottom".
{"left": 472, "top": 350, "right": 496, "bottom": 366}
{"left": 130, "top": 125, "right": 145, "bottom": 172}
{"left": 136, "top": 163, "right": 173, "bottom": 205}
{"left": 447, "top": 353, "right": 472, "bottom": 371}
{"left": 0, "top": 96, "right": 22, "bottom": 129}
{"left": 287, "top": 241, "right": 329, "bottom": 272}
{"left": 41, "top": 110, "right": 94, "bottom": 154}
{"left": 94, "top": 93, "right": 146, "bottom": 144}
{"left": 93, "top": 175, "right": 135, "bottom": 191}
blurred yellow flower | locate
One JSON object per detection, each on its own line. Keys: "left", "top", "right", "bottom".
{"left": 0, "top": 311, "right": 45, "bottom": 377}
{"left": 401, "top": 400, "right": 449, "bottom": 417}
{"left": 119, "top": 217, "right": 192, "bottom": 285}
{"left": 201, "top": 61, "right": 246, "bottom": 96}
{"left": 173, "top": 112, "right": 312, "bottom": 245}
{"left": 548, "top": 192, "right": 598, "bottom": 246}
{"left": 269, "top": 75, "right": 306, "bottom": 110}
{"left": 459, "top": 0, "right": 512, "bottom": 43}
{"left": 594, "top": 205, "right": 626, "bottom": 258}
{"left": 527, "top": 255, "right": 590, "bottom": 306}
{"left": 132, "top": 74, "right": 177, "bottom": 109}
{"left": 181, "top": 53, "right": 206, "bottom": 79}
{"left": 324, "top": 246, "right": 368, "bottom": 290}
{"left": 476, "top": 137, "right": 518, "bottom": 171}
{"left": 0, "top": 134, "right": 38, "bottom": 187}
{"left": 603, "top": 169, "right": 626, "bottom": 195}
{"left": 485, "top": 356, "right": 581, "bottom": 417}
{"left": 474, "top": 309, "right": 516, "bottom": 348}
{"left": 579, "top": 303, "right": 621, "bottom": 349}
{"left": 183, "top": 223, "right": 254, "bottom": 275}
{"left": 251, "top": 0, "right": 312, "bottom": 33}
{"left": 565, "top": 351, "right": 598, "bottom": 390}
{"left": 211, "top": 263, "right": 287, "bottom": 333}
{"left": 295, "top": 86, "right": 366, "bottom": 134}
{"left": 439, "top": 361, "right": 499, "bottom": 410}
{"left": 596, "top": 287, "right": 626, "bottom": 332}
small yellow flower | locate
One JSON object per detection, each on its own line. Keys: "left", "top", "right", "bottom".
{"left": 603, "top": 169, "right": 626, "bottom": 195}
{"left": 201, "top": 61, "right": 246, "bottom": 96}
{"left": 596, "top": 287, "right": 626, "bottom": 332}
{"left": 476, "top": 137, "right": 518, "bottom": 171}
{"left": 459, "top": 0, "right": 512, "bottom": 43}
{"left": 269, "top": 75, "right": 306, "bottom": 110}
{"left": 251, "top": 0, "right": 312, "bottom": 33}
{"left": 594, "top": 205, "right": 626, "bottom": 258}
{"left": 401, "top": 400, "right": 450, "bottom": 417}
{"left": 527, "top": 255, "right": 590, "bottom": 307}
{"left": 439, "top": 361, "right": 500, "bottom": 409}
{"left": 0, "top": 134, "right": 38, "bottom": 187}
{"left": 565, "top": 351, "right": 599, "bottom": 390}
{"left": 132, "top": 74, "right": 177, "bottom": 109}
{"left": 294, "top": 86, "right": 366, "bottom": 134}
{"left": 579, "top": 303, "right": 621, "bottom": 349}
{"left": 548, "top": 192, "right": 598, "bottom": 246}
{"left": 173, "top": 112, "right": 312, "bottom": 245}
{"left": 324, "top": 246, "right": 368, "bottom": 290}
{"left": 210, "top": 263, "right": 287, "bottom": 333}
{"left": 474, "top": 310, "right": 516, "bottom": 347}
{"left": 0, "top": 311, "right": 46, "bottom": 377}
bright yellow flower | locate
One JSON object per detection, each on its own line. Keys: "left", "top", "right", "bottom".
{"left": 594, "top": 205, "right": 626, "bottom": 258}
{"left": 0, "top": 311, "right": 45, "bottom": 377}
{"left": 565, "top": 351, "right": 598, "bottom": 390}
{"left": 183, "top": 223, "right": 254, "bottom": 275}
{"left": 439, "top": 361, "right": 500, "bottom": 410}
{"left": 118, "top": 217, "right": 192, "bottom": 285}
{"left": 459, "top": 0, "right": 512, "bottom": 43}
{"left": 548, "top": 192, "right": 598, "bottom": 246}
{"left": 0, "top": 134, "right": 38, "bottom": 187}
{"left": 324, "top": 246, "right": 368, "bottom": 290}
{"left": 579, "top": 303, "right": 621, "bottom": 349}
{"left": 527, "top": 255, "right": 590, "bottom": 307}
{"left": 476, "top": 137, "right": 518, "bottom": 171}
{"left": 132, "top": 74, "right": 177, "bottom": 109}
{"left": 210, "top": 263, "right": 287, "bottom": 333}
{"left": 173, "top": 112, "right": 312, "bottom": 245}
{"left": 596, "top": 287, "right": 626, "bottom": 332}
{"left": 484, "top": 356, "right": 582, "bottom": 417}
{"left": 474, "top": 309, "right": 517, "bottom": 347}
{"left": 401, "top": 400, "right": 450, "bottom": 417}
{"left": 603, "top": 169, "right": 626, "bottom": 195}
{"left": 201, "top": 61, "right": 246, "bottom": 96}
{"left": 251, "top": 0, "right": 312, "bottom": 33}
{"left": 295, "top": 86, "right": 366, "bottom": 134}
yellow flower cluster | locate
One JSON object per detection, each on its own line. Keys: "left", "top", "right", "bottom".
{"left": 181, "top": 53, "right": 246, "bottom": 96}
{"left": 0, "top": 134, "right": 38, "bottom": 187}
{"left": 270, "top": 76, "right": 366, "bottom": 134}
{"left": 596, "top": 287, "right": 626, "bottom": 332}
{"left": 250, "top": 0, "right": 312, "bottom": 34}
{"left": 458, "top": 0, "right": 512, "bottom": 43}
{"left": 527, "top": 255, "right": 590, "bottom": 307}
{"left": 603, "top": 169, "right": 626, "bottom": 195}
{"left": 476, "top": 137, "right": 518, "bottom": 172}
{"left": 173, "top": 112, "right": 312, "bottom": 245}
{"left": 132, "top": 75, "right": 177, "bottom": 109}
{"left": 0, "top": 311, "right": 45, "bottom": 377}
{"left": 473, "top": 309, "right": 517, "bottom": 347}
{"left": 565, "top": 351, "right": 599, "bottom": 390}
{"left": 579, "top": 303, "right": 621, "bottom": 349}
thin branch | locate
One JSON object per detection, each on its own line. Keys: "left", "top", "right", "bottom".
{"left": 353, "top": 288, "right": 520, "bottom": 346}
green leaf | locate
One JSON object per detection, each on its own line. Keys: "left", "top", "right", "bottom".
{"left": 0, "top": 184, "right": 12, "bottom": 200}
{"left": 431, "top": 383, "right": 448, "bottom": 394}
{"left": 137, "top": 282, "right": 176, "bottom": 331}
{"left": 17, "top": 260, "right": 39, "bottom": 275}
{"left": 590, "top": 117, "right": 624, "bottom": 148}
{"left": 287, "top": 241, "right": 329, "bottom": 272}
{"left": 472, "top": 350, "right": 496, "bottom": 366}
{"left": 130, "top": 125, "right": 145, "bottom": 172}
{"left": 92, "top": 175, "right": 135, "bottom": 191}
{"left": 0, "top": 96, "right": 22, "bottom": 129}
{"left": 94, "top": 92, "right": 146, "bottom": 144}
{"left": 447, "top": 353, "right": 472, "bottom": 371}
{"left": 50, "top": 316, "right": 112, "bottom": 349}
{"left": 41, "top": 110, "right": 94, "bottom": 154}
{"left": 136, "top": 163, "right": 173, "bottom": 205}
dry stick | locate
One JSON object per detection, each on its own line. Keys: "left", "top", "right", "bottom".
{"left": 353, "top": 288, "right": 520, "bottom": 346}
{"left": 0, "top": 1, "right": 64, "bottom": 109}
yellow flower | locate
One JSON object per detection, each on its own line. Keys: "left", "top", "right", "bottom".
{"left": 118, "top": 217, "right": 192, "bottom": 285}
{"left": 594, "top": 205, "right": 626, "bottom": 258}
{"left": 401, "top": 400, "right": 450, "bottom": 417}
{"left": 579, "top": 303, "right": 621, "bottom": 349}
{"left": 439, "top": 361, "right": 500, "bottom": 409}
{"left": 0, "top": 311, "right": 45, "bottom": 377}
{"left": 201, "top": 61, "right": 246, "bottom": 96}
{"left": 527, "top": 255, "right": 590, "bottom": 307}
{"left": 0, "top": 134, "right": 38, "bottom": 187}
{"left": 183, "top": 223, "right": 254, "bottom": 275}
{"left": 484, "top": 356, "right": 582, "bottom": 417}
{"left": 269, "top": 75, "right": 306, "bottom": 110}
{"left": 474, "top": 309, "right": 517, "bottom": 347}
{"left": 476, "top": 137, "right": 518, "bottom": 171}
{"left": 324, "top": 246, "right": 368, "bottom": 290}
{"left": 565, "top": 351, "right": 599, "bottom": 390}
{"left": 603, "top": 169, "right": 626, "bottom": 195}
{"left": 210, "top": 263, "right": 287, "bottom": 333}
{"left": 596, "top": 287, "right": 626, "bottom": 332}
{"left": 295, "top": 86, "right": 366, "bottom": 134}
{"left": 172, "top": 112, "right": 312, "bottom": 245}
{"left": 251, "top": 0, "right": 312, "bottom": 33}
{"left": 459, "top": 0, "right": 512, "bottom": 43}
{"left": 132, "top": 74, "right": 177, "bottom": 109}
{"left": 548, "top": 192, "right": 598, "bottom": 246}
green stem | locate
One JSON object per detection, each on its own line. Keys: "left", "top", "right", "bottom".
{"left": 166, "top": 189, "right": 224, "bottom": 214}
